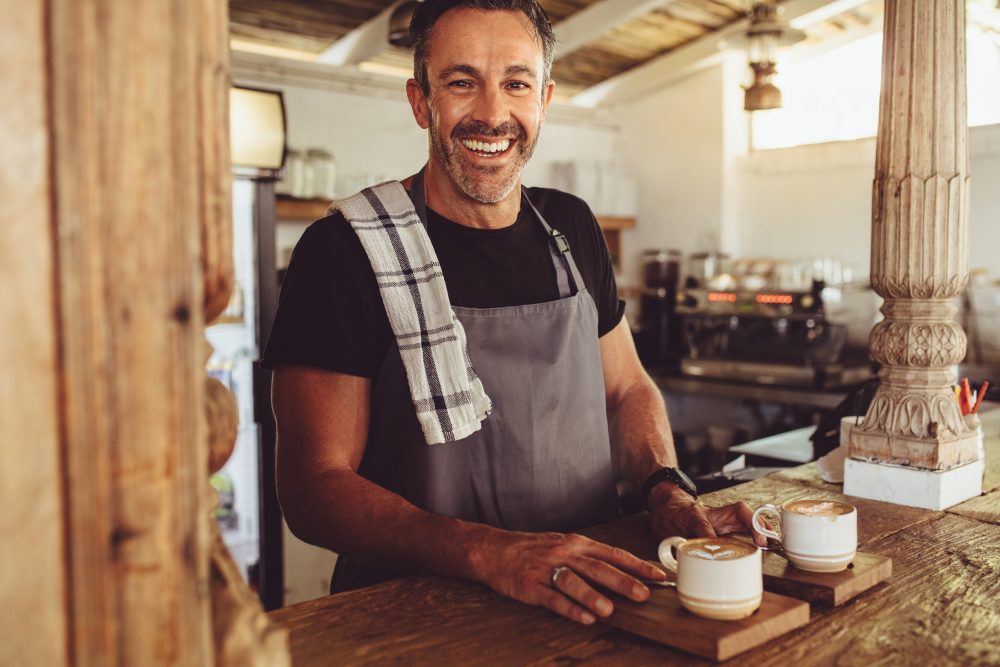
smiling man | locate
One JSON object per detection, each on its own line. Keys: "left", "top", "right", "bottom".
{"left": 264, "top": 0, "right": 762, "bottom": 626}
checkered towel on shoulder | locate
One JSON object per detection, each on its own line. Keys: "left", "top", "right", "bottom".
{"left": 329, "top": 181, "right": 492, "bottom": 445}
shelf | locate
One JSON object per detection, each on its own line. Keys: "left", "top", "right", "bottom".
{"left": 276, "top": 194, "right": 636, "bottom": 269}
{"left": 276, "top": 195, "right": 333, "bottom": 221}
{"left": 596, "top": 215, "right": 636, "bottom": 231}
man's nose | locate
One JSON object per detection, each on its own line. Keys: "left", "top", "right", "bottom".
{"left": 471, "top": 86, "right": 510, "bottom": 130}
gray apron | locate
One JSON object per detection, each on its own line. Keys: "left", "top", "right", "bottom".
{"left": 332, "top": 170, "right": 621, "bottom": 592}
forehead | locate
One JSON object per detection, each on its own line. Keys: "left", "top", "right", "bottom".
{"left": 426, "top": 8, "right": 544, "bottom": 75}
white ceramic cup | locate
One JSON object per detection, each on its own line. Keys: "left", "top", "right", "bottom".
{"left": 751, "top": 499, "right": 857, "bottom": 573}
{"left": 658, "top": 536, "right": 763, "bottom": 621}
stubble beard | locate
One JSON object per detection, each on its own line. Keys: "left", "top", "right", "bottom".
{"left": 428, "top": 109, "right": 538, "bottom": 204}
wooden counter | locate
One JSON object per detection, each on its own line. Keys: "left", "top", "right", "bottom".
{"left": 269, "top": 408, "right": 1000, "bottom": 665}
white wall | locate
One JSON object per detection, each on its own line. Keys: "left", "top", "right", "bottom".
{"left": 736, "top": 124, "right": 1000, "bottom": 278}
{"left": 612, "top": 62, "right": 1000, "bottom": 284}
{"left": 241, "top": 78, "right": 622, "bottom": 196}
{"left": 614, "top": 63, "right": 727, "bottom": 287}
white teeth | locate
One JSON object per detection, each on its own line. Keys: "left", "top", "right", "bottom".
{"left": 461, "top": 139, "right": 512, "bottom": 154}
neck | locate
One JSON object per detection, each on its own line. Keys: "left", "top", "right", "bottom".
{"left": 422, "top": 160, "right": 521, "bottom": 230}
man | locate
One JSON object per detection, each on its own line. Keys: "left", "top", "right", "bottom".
{"left": 264, "top": 0, "right": 762, "bottom": 626}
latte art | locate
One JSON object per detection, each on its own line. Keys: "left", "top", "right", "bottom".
{"left": 680, "top": 539, "right": 756, "bottom": 561}
{"left": 786, "top": 499, "right": 854, "bottom": 516}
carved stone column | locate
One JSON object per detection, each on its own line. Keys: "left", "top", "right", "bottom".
{"left": 850, "top": 0, "right": 979, "bottom": 471}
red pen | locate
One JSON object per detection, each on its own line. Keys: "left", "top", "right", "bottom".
{"left": 960, "top": 378, "right": 972, "bottom": 415}
{"left": 972, "top": 381, "right": 989, "bottom": 414}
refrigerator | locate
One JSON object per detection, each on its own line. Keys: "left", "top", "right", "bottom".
{"left": 208, "top": 176, "right": 338, "bottom": 611}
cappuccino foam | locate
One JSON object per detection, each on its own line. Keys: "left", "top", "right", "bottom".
{"left": 785, "top": 499, "right": 854, "bottom": 516}
{"left": 680, "top": 538, "right": 756, "bottom": 561}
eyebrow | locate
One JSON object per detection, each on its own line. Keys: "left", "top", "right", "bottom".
{"left": 439, "top": 64, "right": 538, "bottom": 79}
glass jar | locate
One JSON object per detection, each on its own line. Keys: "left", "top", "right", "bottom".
{"left": 304, "top": 148, "right": 337, "bottom": 199}
{"left": 278, "top": 149, "right": 305, "bottom": 197}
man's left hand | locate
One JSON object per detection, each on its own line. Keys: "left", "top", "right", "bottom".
{"left": 647, "top": 483, "right": 768, "bottom": 546}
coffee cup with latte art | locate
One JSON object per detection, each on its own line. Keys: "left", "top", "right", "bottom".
{"left": 751, "top": 499, "right": 857, "bottom": 573}
{"left": 658, "top": 537, "right": 762, "bottom": 621}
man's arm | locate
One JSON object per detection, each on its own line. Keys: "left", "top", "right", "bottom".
{"left": 272, "top": 365, "right": 667, "bottom": 624}
{"left": 598, "top": 318, "right": 763, "bottom": 544}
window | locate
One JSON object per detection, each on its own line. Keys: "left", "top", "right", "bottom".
{"left": 752, "top": 5, "right": 1000, "bottom": 150}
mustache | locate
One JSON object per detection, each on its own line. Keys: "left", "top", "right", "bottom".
{"left": 452, "top": 120, "right": 527, "bottom": 141}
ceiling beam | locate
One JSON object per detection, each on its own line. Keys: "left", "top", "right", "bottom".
{"left": 317, "top": 0, "right": 678, "bottom": 68}
{"left": 570, "top": 0, "right": 869, "bottom": 108}
{"left": 554, "top": 0, "right": 676, "bottom": 57}
{"left": 316, "top": 3, "right": 397, "bottom": 67}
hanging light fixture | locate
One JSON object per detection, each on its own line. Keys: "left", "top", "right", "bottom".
{"left": 737, "top": 2, "right": 805, "bottom": 112}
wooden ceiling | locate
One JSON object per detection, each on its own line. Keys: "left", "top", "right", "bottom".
{"left": 229, "top": 0, "right": 884, "bottom": 97}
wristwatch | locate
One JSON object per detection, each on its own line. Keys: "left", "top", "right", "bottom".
{"left": 641, "top": 467, "right": 698, "bottom": 510}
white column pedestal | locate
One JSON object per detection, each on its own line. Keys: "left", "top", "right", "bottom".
{"left": 843, "top": 458, "right": 985, "bottom": 510}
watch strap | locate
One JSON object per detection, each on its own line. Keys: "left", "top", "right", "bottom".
{"left": 641, "top": 467, "right": 697, "bottom": 510}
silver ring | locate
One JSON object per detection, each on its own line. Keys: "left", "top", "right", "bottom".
{"left": 550, "top": 565, "right": 570, "bottom": 588}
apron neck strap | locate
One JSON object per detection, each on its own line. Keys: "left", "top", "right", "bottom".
{"left": 408, "top": 166, "right": 583, "bottom": 298}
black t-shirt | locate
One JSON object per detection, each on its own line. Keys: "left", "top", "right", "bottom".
{"left": 261, "top": 186, "right": 624, "bottom": 378}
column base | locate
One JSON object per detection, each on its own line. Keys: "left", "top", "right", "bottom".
{"left": 848, "top": 421, "right": 981, "bottom": 470}
{"left": 843, "top": 458, "right": 985, "bottom": 510}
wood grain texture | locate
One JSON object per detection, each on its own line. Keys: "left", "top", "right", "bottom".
{"left": 0, "top": 2, "right": 69, "bottom": 666}
{"left": 979, "top": 406, "right": 1000, "bottom": 492}
{"left": 604, "top": 588, "right": 809, "bottom": 661}
{"left": 269, "top": 575, "right": 609, "bottom": 665}
{"left": 760, "top": 551, "right": 892, "bottom": 606}
{"left": 270, "top": 474, "right": 1000, "bottom": 666}
{"left": 738, "top": 514, "right": 1000, "bottom": 666}
{"left": 946, "top": 492, "right": 1000, "bottom": 526}
{"left": 230, "top": 0, "right": 389, "bottom": 52}
{"left": 202, "top": 0, "right": 235, "bottom": 324}
{"left": 48, "top": 0, "right": 225, "bottom": 662}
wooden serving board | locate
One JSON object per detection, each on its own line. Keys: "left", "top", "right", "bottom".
{"left": 761, "top": 551, "right": 892, "bottom": 606}
{"left": 603, "top": 586, "right": 809, "bottom": 662}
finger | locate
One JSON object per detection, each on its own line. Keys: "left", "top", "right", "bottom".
{"left": 545, "top": 578, "right": 600, "bottom": 624}
{"left": 585, "top": 542, "right": 667, "bottom": 582}
{"left": 574, "top": 557, "right": 650, "bottom": 603}
{"left": 706, "top": 504, "right": 757, "bottom": 537}
{"left": 732, "top": 502, "right": 771, "bottom": 546}
{"left": 688, "top": 506, "right": 717, "bottom": 538}
{"left": 553, "top": 567, "right": 618, "bottom": 618}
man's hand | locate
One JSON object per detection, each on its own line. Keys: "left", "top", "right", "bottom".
{"left": 471, "top": 529, "right": 669, "bottom": 626}
{"left": 647, "top": 483, "right": 768, "bottom": 546}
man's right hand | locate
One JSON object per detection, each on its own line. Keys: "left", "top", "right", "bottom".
{"left": 471, "top": 530, "right": 668, "bottom": 625}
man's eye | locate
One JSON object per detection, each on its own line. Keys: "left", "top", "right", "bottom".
{"left": 449, "top": 80, "right": 471, "bottom": 88}
{"left": 508, "top": 81, "right": 530, "bottom": 90}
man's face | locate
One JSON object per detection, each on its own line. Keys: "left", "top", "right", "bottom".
{"left": 407, "top": 8, "right": 554, "bottom": 204}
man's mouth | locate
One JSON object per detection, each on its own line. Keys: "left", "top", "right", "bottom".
{"left": 459, "top": 138, "right": 513, "bottom": 157}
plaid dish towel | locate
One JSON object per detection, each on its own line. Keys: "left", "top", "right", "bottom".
{"left": 329, "top": 181, "right": 492, "bottom": 445}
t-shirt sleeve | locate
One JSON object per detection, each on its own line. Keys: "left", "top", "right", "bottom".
{"left": 260, "top": 216, "right": 392, "bottom": 378}
{"left": 577, "top": 200, "right": 626, "bottom": 337}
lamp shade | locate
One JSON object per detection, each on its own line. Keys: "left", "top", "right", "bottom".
{"left": 230, "top": 86, "right": 286, "bottom": 171}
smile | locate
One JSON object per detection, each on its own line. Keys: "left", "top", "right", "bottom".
{"left": 460, "top": 138, "right": 512, "bottom": 157}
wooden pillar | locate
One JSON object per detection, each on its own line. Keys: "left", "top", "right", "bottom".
{"left": 0, "top": 2, "right": 69, "bottom": 665}
{"left": 0, "top": 0, "right": 234, "bottom": 664}
{"left": 851, "top": 0, "right": 979, "bottom": 470}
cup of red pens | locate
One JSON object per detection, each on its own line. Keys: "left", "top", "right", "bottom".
{"left": 956, "top": 378, "right": 990, "bottom": 416}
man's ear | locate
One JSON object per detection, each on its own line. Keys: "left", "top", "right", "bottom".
{"left": 539, "top": 79, "right": 555, "bottom": 124}
{"left": 406, "top": 79, "right": 431, "bottom": 129}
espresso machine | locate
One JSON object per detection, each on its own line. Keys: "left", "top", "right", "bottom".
{"left": 675, "top": 278, "right": 877, "bottom": 389}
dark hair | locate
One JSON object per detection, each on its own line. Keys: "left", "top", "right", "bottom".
{"left": 410, "top": 0, "right": 556, "bottom": 95}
